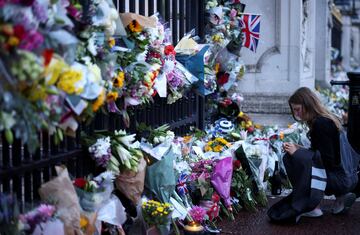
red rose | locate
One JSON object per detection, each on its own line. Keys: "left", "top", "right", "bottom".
{"left": 233, "top": 160, "right": 241, "bottom": 169}
{"left": 164, "top": 45, "right": 176, "bottom": 56}
{"left": 217, "top": 72, "right": 229, "bottom": 86}
{"left": 73, "top": 178, "right": 87, "bottom": 189}
{"left": 211, "top": 192, "right": 220, "bottom": 202}
{"left": 247, "top": 126, "right": 255, "bottom": 133}
{"left": 13, "top": 25, "right": 25, "bottom": 40}
{"left": 220, "top": 98, "right": 232, "bottom": 107}
{"left": 43, "top": 49, "right": 54, "bottom": 67}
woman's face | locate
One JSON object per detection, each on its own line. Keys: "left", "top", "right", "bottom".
{"left": 291, "top": 103, "right": 304, "bottom": 121}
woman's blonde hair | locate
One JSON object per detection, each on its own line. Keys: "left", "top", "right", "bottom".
{"left": 288, "top": 87, "right": 342, "bottom": 130}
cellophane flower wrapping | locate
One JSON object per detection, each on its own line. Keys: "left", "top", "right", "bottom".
{"left": 211, "top": 157, "right": 233, "bottom": 207}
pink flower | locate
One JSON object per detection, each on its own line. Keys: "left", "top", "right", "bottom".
{"left": 37, "top": 204, "right": 56, "bottom": 217}
{"left": 19, "top": 30, "right": 44, "bottom": 51}
{"left": 189, "top": 206, "right": 207, "bottom": 223}
{"left": 230, "top": 9, "right": 237, "bottom": 18}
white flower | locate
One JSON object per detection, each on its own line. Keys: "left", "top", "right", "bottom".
{"left": 159, "top": 136, "right": 166, "bottom": 143}
{"left": 89, "top": 137, "right": 111, "bottom": 158}
{"left": 163, "top": 59, "right": 175, "bottom": 73}
{"left": 174, "top": 161, "right": 191, "bottom": 174}
{"left": 117, "top": 134, "right": 136, "bottom": 146}
{"left": 87, "top": 35, "right": 98, "bottom": 56}
{"left": 136, "top": 50, "right": 148, "bottom": 62}
{"left": 95, "top": 171, "right": 115, "bottom": 183}
{"left": 153, "top": 137, "right": 160, "bottom": 144}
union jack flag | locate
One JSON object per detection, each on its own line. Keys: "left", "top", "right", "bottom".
{"left": 239, "top": 14, "right": 261, "bottom": 52}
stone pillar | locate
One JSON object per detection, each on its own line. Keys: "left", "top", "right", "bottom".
{"left": 341, "top": 15, "right": 352, "bottom": 71}
{"left": 315, "top": 0, "right": 332, "bottom": 88}
{"left": 235, "top": 0, "right": 317, "bottom": 113}
{"left": 352, "top": 26, "right": 360, "bottom": 65}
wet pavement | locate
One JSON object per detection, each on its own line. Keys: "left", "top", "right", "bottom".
{"left": 217, "top": 197, "right": 360, "bottom": 235}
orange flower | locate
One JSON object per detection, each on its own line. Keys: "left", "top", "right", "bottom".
{"left": 183, "top": 135, "right": 192, "bottom": 144}
{"left": 128, "top": 20, "right": 142, "bottom": 33}
{"left": 279, "top": 131, "right": 284, "bottom": 140}
{"left": 106, "top": 91, "right": 118, "bottom": 102}
{"left": 92, "top": 89, "right": 105, "bottom": 112}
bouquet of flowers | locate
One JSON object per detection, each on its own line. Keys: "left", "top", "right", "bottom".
{"left": 73, "top": 171, "right": 114, "bottom": 212}
{"left": 19, "top": 204, "right": 57, "bottom": 234}
{"left": 84, "top": 129, "right": 143, "bottom": 173}
{"left": 204, "top": 137, "right": 231, "bottom": 153}
{"left": 142, "top": 199, "right": 173, "bottom": 234}
{"left": 231, "top": 160, "right": 258, "bottom": 212}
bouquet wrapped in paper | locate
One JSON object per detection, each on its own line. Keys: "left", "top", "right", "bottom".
{"left": 115, "top": 157, "right": 147, "bottom": 205}
{"left": 38, "top": 166, "right": 82, "bottom": 235}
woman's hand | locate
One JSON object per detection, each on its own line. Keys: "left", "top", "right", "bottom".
{"left": 282, "top": 142, "right": 299, "bottom": 155}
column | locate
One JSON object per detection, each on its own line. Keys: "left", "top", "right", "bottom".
{"left": 341, "top": 15, "right": 352, "bottom": 71}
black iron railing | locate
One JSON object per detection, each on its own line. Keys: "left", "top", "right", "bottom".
{"left": 0, "top": 0, "right": 207, "bottom": 210}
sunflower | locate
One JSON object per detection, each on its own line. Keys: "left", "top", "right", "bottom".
{"left": 113, "top": 71, "right": 124, "bottom": 88}
{"left": 128, "top": 20, "right": 142, "bottom": 33}
{"left": 106, "top": 91, "right": 118, "bottom": 102}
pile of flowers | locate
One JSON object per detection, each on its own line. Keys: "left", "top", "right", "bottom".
{"left": 204, "top": 0, "right": 247, "bottom": 91}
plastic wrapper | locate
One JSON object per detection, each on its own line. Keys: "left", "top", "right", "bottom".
{"left": 95, "top": 195, "right": 127, "bottom": 234}
{"left": 145, "top": 147, "right": 176, "bottom": 203}
{"left": 38, "top": 166, "right": 82, "bottom": 235}
{"left": 32, "top": 218, "right": 65, "bottom": 235}
{"left": 211, "top": 157, "right": 233, "bottom": 207}
{"left": 235, "top": 145, "right": 268, "bottom": 207}
{"left": 115, "top": 158, "right": 147, "bottom": 205}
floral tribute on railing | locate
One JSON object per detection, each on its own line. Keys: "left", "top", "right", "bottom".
{"left": 0, "top": 1, "right": 200, "bottom": 152}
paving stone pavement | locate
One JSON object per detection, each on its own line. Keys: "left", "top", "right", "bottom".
{"left": 217, "top": 197, "right": 360, "bottom": 235}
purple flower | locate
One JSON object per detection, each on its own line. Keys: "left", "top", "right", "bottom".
{"left": 32, "top": 1, "right": 49, "bottom": 23}
{"left": 37, "top": 204, "right": 56, "bottom": 218}
{"left": 189, "top": 206, "right": 207, "bottom": 223}
{"left": 19, "top": 30, "right": 44, "bottom": 51}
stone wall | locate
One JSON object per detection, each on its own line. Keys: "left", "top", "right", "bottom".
{"left": 234, "top": 0, "right": 321, "bottom": 113}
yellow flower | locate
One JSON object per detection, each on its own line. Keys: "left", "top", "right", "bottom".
{"left": 45, "top": 58, "right": 68, "bottom": 85}
{"left": 128, "top": 20, "right": 142, "bottom": 33}
{"left": 164, "top": 211, "right": 168, "bottom": 215}
{"left": 8, "top": 36, "right": 19, "bottom": 46}
{"left": 183, "top": 135, "right": 192, "bottom": 143}
{"left": 215, "top": 137, "right": 228, "bottom": 145}
{"left": 108, "top": 37, "right": 115, "bottom": 47}
{"left": 80, "top": 215, "right": 88, "bottom": 229}
{"left": 157, "top": 207, "right": 164, "bottom": 213}
{"left": 212, "top": 34, "right": 222, "bottom": 42}
{"left": 213, "top": 145, "right": 223, "bottom": 152}
{"left": 57, "top": 70, "right": 83, "bottom": 94}
{"left": 238, "top": 111, "right": 244, "bottom": 117}
{"left": 254, "top": 124, "right": 262, "bottom": 129}
{"left": 113, "top": 71, "right": 124, "bottom": 88}
{"left": 106, "top": 91, "right": 118, "bottom": 102}
{"left": 92, "top": 88, "right": 106, "bottom": 112}
{"left": 204, "top": 145, "right": 212, "bottom": 152}
{"left": 28, "top": 85, "right": 47, "bottom": 101}
{"left": 214, "top": 63, "right": 220, "bottom": 74}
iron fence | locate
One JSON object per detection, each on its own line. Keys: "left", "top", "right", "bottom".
{"left": 0, "top": 0, "right": 207, "bottom": 210}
